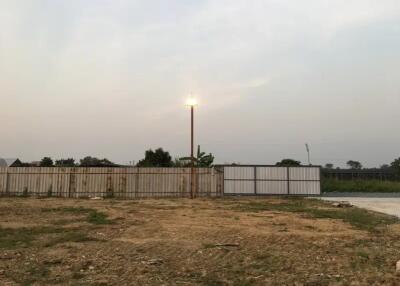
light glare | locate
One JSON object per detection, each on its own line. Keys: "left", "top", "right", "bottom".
{"left": 186, "top": 97, "right": 198, "bottom": 106}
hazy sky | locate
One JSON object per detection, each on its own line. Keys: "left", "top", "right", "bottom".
{"left": 1, "top": 0, "right": 399, "bottom": 167}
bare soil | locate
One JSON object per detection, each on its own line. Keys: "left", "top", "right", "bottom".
{"left": 0, "top": 197, "right": 399, "bottom": 285}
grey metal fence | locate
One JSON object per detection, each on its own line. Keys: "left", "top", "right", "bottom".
{"left": 219, "top": 165, "right": 321, "bottom": 196}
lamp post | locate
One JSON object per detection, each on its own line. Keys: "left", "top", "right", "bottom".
{"left": 186, "top": 97, "right": 197, "bottom": 198}
{"left": 305, "top": 143, "right": 311, "bottom": 166}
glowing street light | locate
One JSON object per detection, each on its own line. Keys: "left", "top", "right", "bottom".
{"left": 185, "top": 97, "right": 198, "bottom": 107}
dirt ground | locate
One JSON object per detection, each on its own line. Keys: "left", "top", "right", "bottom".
{"left": 0, "top": 197, "right": 400, "bottom": 286}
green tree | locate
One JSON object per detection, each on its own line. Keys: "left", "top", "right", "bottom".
{"left": 346, "top": 160, "right": 362, "bottom": 170}
{"left": 179, "top": 145, "right": 215, "bottom": 167}
{"left": 80, "top": 156, "right": 115, "bottom": 167}
{"left": 136, "top": 148, "right": 173, "bottom": 167}
{"left": 196, "top": 145, "right": 214, "bottom": 167}
{"left": 324, "top": 163, "right": 334, "bottom": 169}
{"left": 55, "top": 158, "right": 76, "bottom": 167}
{"left": 276, "top": 159, "right": 301, "bottom": 167}
{"left": 390, "top": 158, "right": 400, "bottom": 173}
{"left": 40, "top": 157, "right": 54, "bottom": 167}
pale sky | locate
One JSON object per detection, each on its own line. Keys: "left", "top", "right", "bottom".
{"left": 1, "top": 0, "right": 399, "bottom": 167}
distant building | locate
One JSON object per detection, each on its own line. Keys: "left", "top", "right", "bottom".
{"left": 0, "top": 158, "right": 23, "bottom": 167}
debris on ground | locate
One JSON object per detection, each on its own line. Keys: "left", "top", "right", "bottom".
{"left": 142, "top": 258, "right": 164, "bottom": 266}
{"left": 332, "top": 201, "right": 353, "bottom": 208}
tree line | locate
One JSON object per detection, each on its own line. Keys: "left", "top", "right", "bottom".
{"left": 275, "top": 158, "right": 400, "bottom": 174}
{"left": 16, "top": 152, "right": 400, "bottom": 174}
{"left": 19, "top": 146, "right": 215, "bottom": 168}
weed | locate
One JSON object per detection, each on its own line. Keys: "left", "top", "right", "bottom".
{"left": 21, "top": 187, "right": 29, "bottom": 198}
{"left": 87, "top": 210, "right": 112, "bottom": 224}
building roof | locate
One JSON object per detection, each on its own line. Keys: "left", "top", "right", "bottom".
{"left": 0, "top": 158, "right": 20, "bottom": 167}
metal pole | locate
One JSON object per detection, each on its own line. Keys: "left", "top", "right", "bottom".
{"left": 190, "top": 106, "right": 194, "bottom": 199}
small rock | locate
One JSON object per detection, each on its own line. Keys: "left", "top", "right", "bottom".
{"left": 396, "top": 260, "right": 400, "bottom": 272}
{"left": 89, "top": 266, "right": 95, "bottom": 270}
{"left": 90, "top": 197, "right": 103, "bottom": 200}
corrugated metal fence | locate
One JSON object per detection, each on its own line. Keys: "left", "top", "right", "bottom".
{"left": 221, "top": 165, "right": 321, "bottom": 195}
{"left": 0, "top": 167, "right": 223, "bottom": 198}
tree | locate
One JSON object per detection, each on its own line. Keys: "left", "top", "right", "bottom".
{"left": 136, "top": 148, "right": 173, "bottom": 167}
{"left": 390, "top": 158, "right": 400, "bottom": 173}
{"left": 276, "top": 159, "right": 301, "bottom": 167}
{"left": 40, "top": 157, "right": 54, "bottom": 167}
{"left": 179, "top": 145, "right": 215, "bottom": 167}
{"left": 196, "top": 145, "right": 215, "bottom": 167}
{"left": 55, "top": 158, "right": 76, "bottom": 167}
{"left": 79, "top": 156, "right": 115, "bottom": 167}
{"left": 173, "top": 158, "right": 186, "bottom": 167}
{"left": 324, "top": 163, "right": 334, "bottom": 169}
{"left": 346, "top": 160, "right": 362, "bottom": 170}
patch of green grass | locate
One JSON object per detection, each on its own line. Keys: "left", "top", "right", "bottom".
{"left": 41, "top": 207, "right": 113, "bottom": 225}
{"left": 87, "top": 210, "right": 112, "bottom": 225}
{"left": 322, "top": 178, "right": 400, "bottom": 193}
{"left": 0, "top": 226, "right": 64, "bottom": 249}
{"left": 306, "top": 207, "right": 397, "bottom": 231}
{"left": 234, "top": 199, "right": 398, "bottom": 232}
{"left": 0, "top": 225, "right": 98, "bottom": 250}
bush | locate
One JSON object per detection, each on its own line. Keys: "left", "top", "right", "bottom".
{"left": 322, "top": 179, "right": 400, "bottom": 193}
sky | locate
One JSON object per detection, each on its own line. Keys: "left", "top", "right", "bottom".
{"left": 1, "top": 0, "right": 399, "bottom": 168}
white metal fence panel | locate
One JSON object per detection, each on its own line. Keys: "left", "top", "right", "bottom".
{"left": 222, "top": 165, "right": 320, "bottom": 195}
{"left": 289, "top": 167, "right": 320, "bottom": 181}
{"left": 256, "top": 181, "right": 288, "bottom": 194}
{"left": 224, "top": 167, "right": 254, "bottom": 180}
{"left": 224, "top": 180, "right": 255, "bottom": 194}
{"left": 256, "top": 167, "right": 287, "bottom": 180}
{"left": 289, "top": 181, "right": 320, "bottom": 195}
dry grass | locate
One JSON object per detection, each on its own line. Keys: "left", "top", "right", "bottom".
{"left": 0, "top": 197, "right": 399, "bottom": 285}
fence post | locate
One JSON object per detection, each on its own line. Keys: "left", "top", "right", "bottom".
{"left": 5, "top": 168, "right": 10, "bottom": 195}
{"left": 254, "top": 166, "right": 257, "bottom": 195}
{"left": 68, "top": 169, "right": 73, "bottom": 198}
{"left": 287, "top": 167, "right": 290, "bottom": 195}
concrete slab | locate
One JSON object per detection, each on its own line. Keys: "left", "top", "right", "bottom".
{"left": 320, "top": 197, "right": 400, "bottom": 218}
